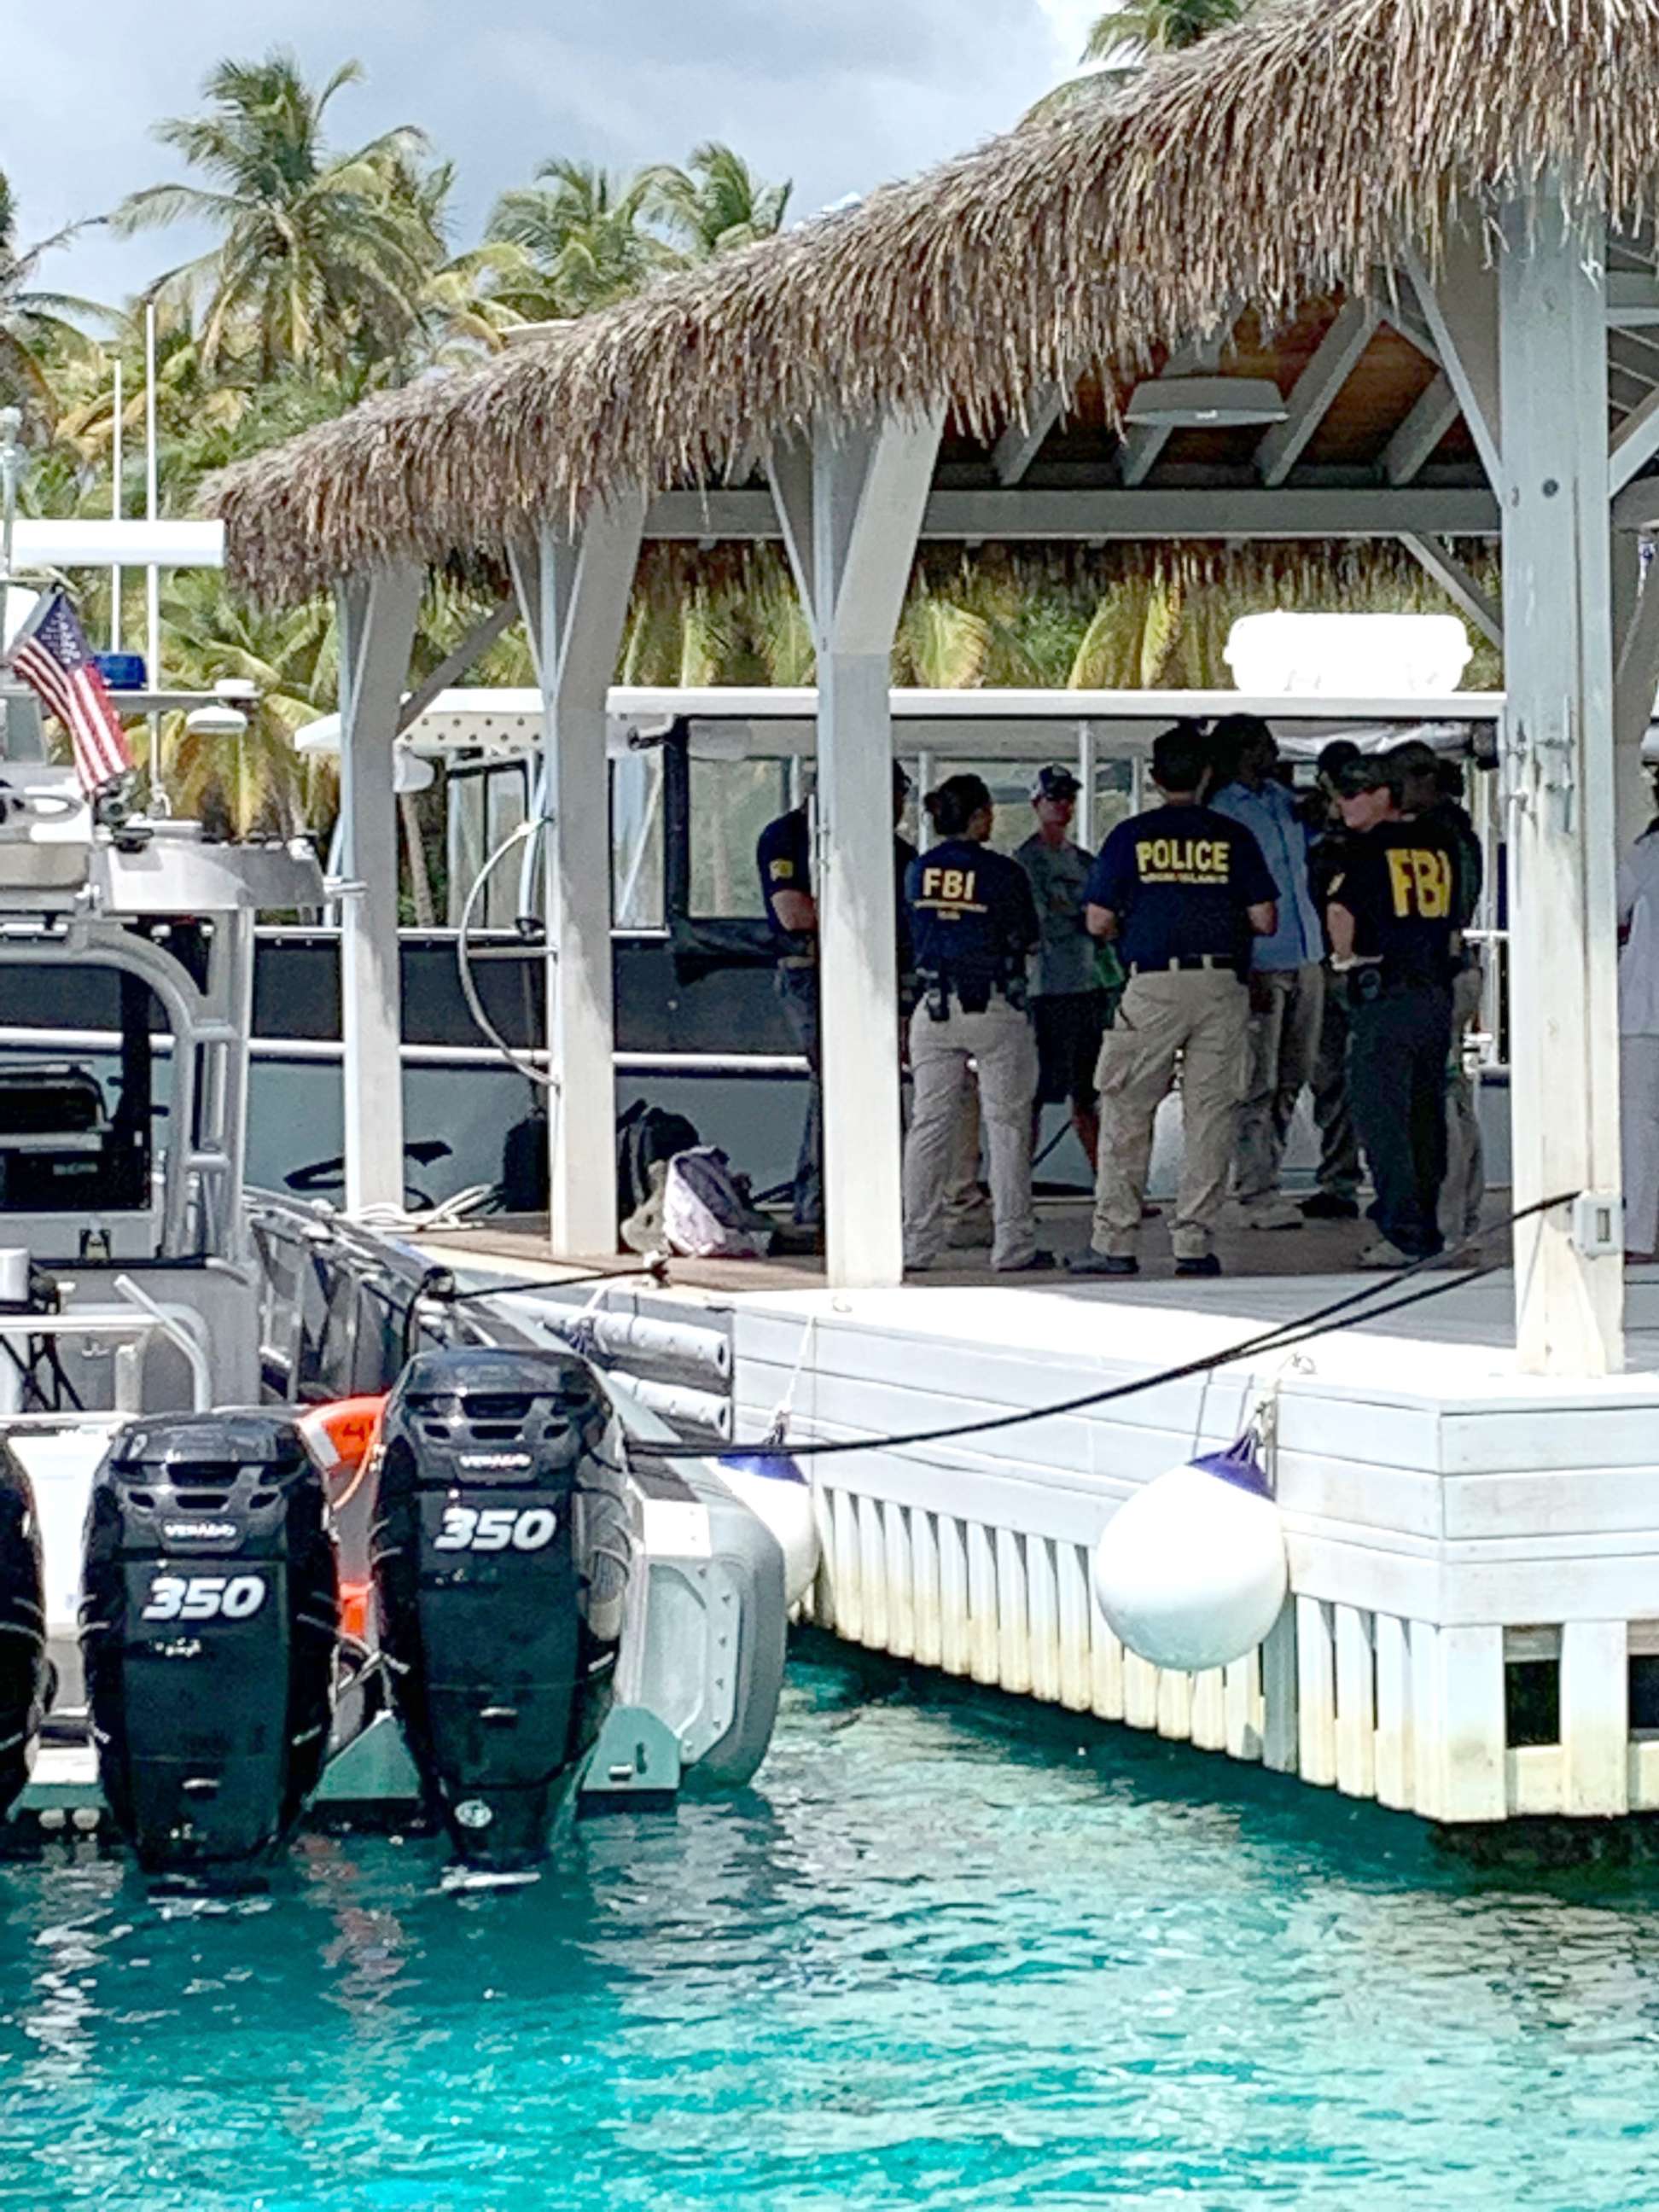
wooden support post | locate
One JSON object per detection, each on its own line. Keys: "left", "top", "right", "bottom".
{"left": 1373, "top": 1612, "right": 1414, "bottom": 1810}
{"left": 1559, "top": 1619, "right": 1630, "bottom": 1815}
{"left": 1432, "top": 1624, "right": 1507, "bottom": 1823}
{"left": 770, "top": 410, "right": 944, "bottom": 1288}
{"left": 858, "top": 1493, "right": 888, "bottom": 1649}
{"left": 1497, "top": 193, "right": 1624, "bottom": 1376}
{"left": 1260, "top": 1603, "right": 1299, "bottom": 1773}
{"left": 1296, "top": 1595, "right": 1338, "bottom": 1786}
{"left": 509, "top": 498, "right": 645, "bottom": 1260}
{"left": 335, "top": 564, "right": 422, "bottom": 1215}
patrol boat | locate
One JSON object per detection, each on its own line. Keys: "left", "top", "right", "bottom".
{"left": 0, "top": 751, "right": 805, "bottom": 1879}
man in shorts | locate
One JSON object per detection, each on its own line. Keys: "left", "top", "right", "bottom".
{"left": 1016, "top": 765, "right": 1105, "bottom": 1170}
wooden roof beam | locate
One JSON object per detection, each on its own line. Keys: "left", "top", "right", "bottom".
{"left": 1608, "top": 272, "right": 1659, "bottom": 329}
{"left": 647, "top": 484, "right": 1500, "bottom": 539}
{"left": 1399, "top": 531, "right": 1502, "bottom": 645}
{"left": 1382, "top": 371, "right": 1462, "bottom": 485}
{"left": 1254, "top": 300, "right": 1378, "bottom": 486}
{"left": 1406, "top": 236, "right": 1501, "bottom": 486}
{"left": 1610, "top": 383, "right": 1659, "bottom": 496}
{"left": 992, "top": 387, "right": 1066, "bottom": 485}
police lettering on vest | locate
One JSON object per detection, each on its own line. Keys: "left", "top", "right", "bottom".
{"left": 1083, "top": 804, "right": 1277, "bottom": 972}
{"left": 905, "top": 837, "right": 1039, "bottom": 1001}
{"left": 1327, "top": 821, "right": 1458, "bottom": 981}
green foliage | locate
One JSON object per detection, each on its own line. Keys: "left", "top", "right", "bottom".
{"left": 1083, "top": 0, "right": 1250, "bottom": 60}
{"left": 113, "top": 52, "right": 447, "bottom": 381}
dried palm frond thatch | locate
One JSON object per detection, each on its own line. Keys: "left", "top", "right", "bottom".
{"left": 207, "top": 0, "right": 1659, "bottom": 603}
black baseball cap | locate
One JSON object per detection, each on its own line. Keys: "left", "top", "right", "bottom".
{"left": 1331, "top": 754, "right": 1401, "bottom": 798}
{"left": 1031, "top": 764, "right": 1081, "bottom": 801}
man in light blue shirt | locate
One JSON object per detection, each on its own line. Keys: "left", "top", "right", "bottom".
{"left": 1208, "top": 714, "right": 1325, "bottom": 1228}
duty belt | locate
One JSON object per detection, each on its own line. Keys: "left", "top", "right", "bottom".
{"left": 1126, "top": 953, "right": 1233, "bottom": 976}
{"left": 918, "top": 969, "right": 1027, "bottom": 1020}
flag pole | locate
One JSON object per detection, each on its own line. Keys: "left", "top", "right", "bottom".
{"left": 144, "top": 301, "right": 161, "bottom": 807}
{"left": 110, "top": 360, "right": 123, "bottom": 653}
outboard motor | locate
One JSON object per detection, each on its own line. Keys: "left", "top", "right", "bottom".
{"left": 373, "top": 1347, "right": 632, "bottom": 1868}
{"left": 80, "top": 1413, "right": 337, "bottom": 1878}
{"left": 0, "top": 1442, "right": 49, "bottom": 1819}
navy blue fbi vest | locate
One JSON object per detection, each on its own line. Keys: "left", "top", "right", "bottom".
{"left": 756, "top": 806, "right": 813, "bottom": 947}
{"left": 905, "top": 838, "right": 1040, "bottom": 1004}
{"left": 1326, "top": 819, "right": 1458, "bottom": 984}
{"left": 757, "top": 808, "right": 921, "bottom": 969}
{"left": 1083, "top": 803, "right": 1278, "bottom": 974}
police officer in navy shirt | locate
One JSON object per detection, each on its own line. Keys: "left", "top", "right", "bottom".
{"left": 756, "top": 761, "right": 916, "bottom": 1230}
{"left": 902, "top": 773, "right": 1051, "bottom": 1273}
{"left": 1324, "top": 753, "right": 1458, "bottom": 1266}
{"left": 1070, "top": 722, "right": 1278, "bottom": 1278}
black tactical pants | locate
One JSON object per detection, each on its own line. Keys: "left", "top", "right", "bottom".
{"left": 1347, "top": 978, "right": 1452, "bottom": 1259}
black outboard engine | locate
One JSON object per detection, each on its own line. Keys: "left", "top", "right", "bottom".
{"left": 0, "top": 1442, "right": 49, "bottom": 1819}
{"left": 374, "top": 1347, "right": 632, "bottom": 1867}
{"left": 80, "top": 1413, "right": 337, "bottom": 1878}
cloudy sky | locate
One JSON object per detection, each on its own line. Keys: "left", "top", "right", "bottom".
{"left": 14, "top": 0, "right": 1102, "bottom": 306}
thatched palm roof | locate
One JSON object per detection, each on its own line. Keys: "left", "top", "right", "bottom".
{"left": 208, "top": 0, "right": 1659, "bottom": 603}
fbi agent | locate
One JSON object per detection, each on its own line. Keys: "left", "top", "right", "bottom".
{"left": 1324, "top": 754, "right": 1458, "bottom": 1266}
{"left": 1016, "top": 765, "right": 1105, "bottom": 1171}
{"left": 902, "top": 773, "right": 1052, "bottom": 1272}
{"left": 756, "top": 761, "right": 914, "bottom": 1231}
{"left": 1071, "top": 722, "right": 1278, "bottom": 1278}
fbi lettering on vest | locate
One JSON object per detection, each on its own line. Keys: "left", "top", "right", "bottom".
{"left": 917, "top": 864, "right": 987, "bottom": 912}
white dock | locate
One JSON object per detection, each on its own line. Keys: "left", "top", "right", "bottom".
{"left": 433, "top": 1222, "right": 1659, "bottom": 1831}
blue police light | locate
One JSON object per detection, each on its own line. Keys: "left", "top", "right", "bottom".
{"left": 94, "top": 652, "right": 148, "bottom": 691}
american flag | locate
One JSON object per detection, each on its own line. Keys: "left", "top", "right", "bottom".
{"left": 5, "top": 590, "right": 134, "bottom": 797}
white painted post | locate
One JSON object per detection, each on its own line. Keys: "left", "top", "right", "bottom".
{"left": 1498, "top": 193, "right": 1624, "bottom": 1374}
{"left": 769, "top": 410, "right": 945, "bottom": 1288}
{"left": 509, "top": 499, "right": 645, "bottom": 1258}
{"left": 1559, "top": 1619, "right": 1630, "bottom": 1815}
{"left": 335, "top": 565, "right": 422, "bottom": 1215}
{"left": 1296, "top": 1595, "right": 1337, "bottom": 1786}
{"left": 1432, "top": 1623, "right": 1507, "bottom": 1821}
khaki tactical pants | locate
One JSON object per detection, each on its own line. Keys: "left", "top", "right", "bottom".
{"left": 1091, "top": 967, "right": 1249, "bottom": 1260}
{"left": 1234, "top": 960, "right": 1324, "bottom": 1205}
{"left": 904, "top": 997, "right": 1039, "bottom": 1271}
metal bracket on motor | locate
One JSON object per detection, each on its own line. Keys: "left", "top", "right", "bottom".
{"left": 578, "top": 1704, "right": 682, "bottom": 1813}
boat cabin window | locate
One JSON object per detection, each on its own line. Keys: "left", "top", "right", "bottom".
{"left": 0, "top": 962, "right": 160, "bottom": 1249}
{"left": 444, "top": 754, "right": 667, "bottom": 933}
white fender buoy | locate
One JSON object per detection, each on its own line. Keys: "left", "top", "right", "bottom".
{"left": 1091, "top": 1435, "right": 1287, "bottom": 1674}
{"left": 718, "top": 1453, "right": 818, "bottom": 1608}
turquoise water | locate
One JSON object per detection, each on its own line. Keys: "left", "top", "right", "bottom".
{"left": 3, "top": 1645, "right": 1659, "bottom": 2212}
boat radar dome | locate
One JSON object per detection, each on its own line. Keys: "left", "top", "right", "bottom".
{"left": 1091, "top": 1435, "right": 1288, "bottom": 1675}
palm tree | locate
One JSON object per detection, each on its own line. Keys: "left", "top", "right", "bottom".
{"left": 485, "top": 160, "right": 677, "bottom": 320}
{"left": 0, "top": 171, "right": 106, "bottom": 427}
{"left": 1030, "top": 0, "right": 1251, "bottom": 119}
{"left": 112, "top": 54, "right": 446, "bottom": 381}
{"left": 1082, "top": 0, "right": 1250, "bottom": 59}
{"left": 645, "top": 144, "right": 792, "bottom": 259}
{"left": 160, "top": 569, "right": 339, "bottom": 836}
